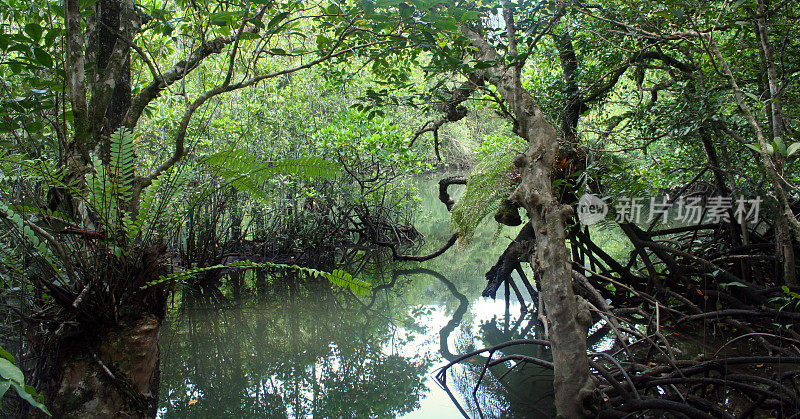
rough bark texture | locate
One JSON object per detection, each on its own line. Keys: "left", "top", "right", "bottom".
{"left": 461, "top": 22, "right": 598, "bottom": 418}
{"left": 51, "top": 316, "right": 161, "bottom": 418}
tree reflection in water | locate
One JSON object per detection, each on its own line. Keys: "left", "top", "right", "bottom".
{"left": 401, "top": 267, "right": 557, "bottom": 418}
{"left": 158, "top": 272, "right": 428, "bottom": 418}
{"left": 158, "top": 262, "right": 567, "bottom": 418}
{"left": 157, "top": 176, "right": 569, "bottom": 418}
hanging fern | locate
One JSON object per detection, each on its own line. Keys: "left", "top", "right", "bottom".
{"left": 451, "top": 135, "right": 526, "bottom": 241}
{"left": 143, "top": 260, "right": 371, "bottom": 297}
{"left": 199, "top": 148, "right": 341, "bottom": 204}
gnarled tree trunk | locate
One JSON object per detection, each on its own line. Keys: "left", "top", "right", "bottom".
{"left": 461, "top": 19, "right": 598, "bottom": 418}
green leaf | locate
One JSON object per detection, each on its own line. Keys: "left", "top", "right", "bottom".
{"left": 24, "top": 23, "right": 43, "bottom": 42}
{"left": 33, "top": 47, "right": 53, "bottom": 67}
{"left": 0, "top": 358, "right": 24, "bottom": 383}
{"left": 0, "top": 345, "right": 14, "bottom": 363}
{"left": 774, "top": 137, "right": 786, "bottom": 155}
{"left": 721, "top": 281, "right": 748, "bottom": 288}
{"left": 268, "top": 11, "right": 290, "bottom": 30}
{"left": 743, "top": 91, "right": 761, "bottom": 102}
{"left": 327, "top": 3, "right": 342, "bottom": 14}
{"left": 316, "top": 35, "right": 330, "bottom": 50}
{"left": 745, "top": 143, "right": 773, "bottom": 155}
{"left": 209, "top": 11, "right": 239, "bottom": 27}
{"left": 11, "top": 382, "right": 51, "bottom": 416}
{"left": 787, "top": 142, "right": 800, "bottom": 157}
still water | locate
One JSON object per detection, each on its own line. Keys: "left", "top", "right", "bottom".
{"left": 157, "top": 174, "right": 559, "bottom": 418}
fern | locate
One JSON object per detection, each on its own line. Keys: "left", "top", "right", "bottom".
{"left": 451, "top": 135, "right": 526, "bottom": 241}
{"left": 85, "top": 154, "right": 112, "bottom": 222}
{"left": 143, "top": 260, "right": 371, "bottom": 297}
{"left": 127, "top": 177, "right": 161, "bottom": 243}
{"left": 200, "top": 148, "right": 341, "bottom": 204}
{"left": 108, "top": 128, "right": 135, "bottom": 204}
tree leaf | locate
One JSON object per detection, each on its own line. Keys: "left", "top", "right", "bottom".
{"left": 33, "top": 47, "right": 53, "bottom": 68}
{"left": 268, "top": 11, "right": 290, "bottom": 30}
{"left": 24, "top": 23, "right": 43, "bottom": 42}
{"left": 11, "top": 382, "right": 51, "bottom": 416}
{"left": 774, "top": 137, "right": 786, "bottom": 155}
{"left": 0, "top": 358, "right": 24, "bottom": 383}
{"left": 722, "top": 281, "right": 748, "bottom": 288}
{"left": 787, "top": 142, "right": 800, "bottom": 157}
{"left": 0, "top": 345, "right": 14, "bottom": 363}
{"left": 743, "top": 91, "right": 760, "bottom": 102}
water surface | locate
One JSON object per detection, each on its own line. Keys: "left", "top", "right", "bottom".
{"left": 158, "top": 174, "right": 557, "bottom": 418}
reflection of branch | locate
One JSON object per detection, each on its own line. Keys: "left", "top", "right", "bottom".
{"left": 435, "top": 338, "right": 551, "bottom": 382}
{"left": 394, "top": 267, "right": 469, "bottom": 362}
{"left": 377, "top": 233, "right": 459, "bottom": 262}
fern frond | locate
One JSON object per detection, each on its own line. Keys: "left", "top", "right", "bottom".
{"left": 109, "top": 128, "right": 135, "bottom": 204}
{"left": 199, "top": 149, "right": 341, "bottom": 204}
{"left": 128, "top": 177, "right": 161, "bottom": 242}
{"left": 451, "top": 135, "right": 526, "bottom": 241}
{"left": 143, "top": 260, "right": 370, "bottom": 297}
{"left": 85, "top": 154, "right": 112, "bottom": 221}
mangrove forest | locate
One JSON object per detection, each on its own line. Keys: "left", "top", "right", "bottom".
{"left": 1, "top": 0, "right": 799, "bottom": 417}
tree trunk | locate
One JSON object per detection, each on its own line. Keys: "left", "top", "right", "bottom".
{"left": 50, "top": 316, "right": 161, "bottom": 418}
{"left": 461, "top": 22, "right": 598, "bottom": 418}
{"left": 45, "top": 2, "right": 167, "bottom": 415}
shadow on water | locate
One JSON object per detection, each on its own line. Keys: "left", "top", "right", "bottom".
{"left": 158, "top": 174, "right": 564, "bottom": 418}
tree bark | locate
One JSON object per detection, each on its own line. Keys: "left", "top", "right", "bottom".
{"left": 51, "top": 316, "right": 161, "bottom": 418}
{"left": 461, "top": 21, "right": 598, "bottom": 418}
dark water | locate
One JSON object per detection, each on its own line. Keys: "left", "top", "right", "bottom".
{"left": 157, "top": 175, "right": 566, "bottom": 418}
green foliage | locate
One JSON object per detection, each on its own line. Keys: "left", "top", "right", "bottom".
{"left": 200, "top": 148, "right": 341, "bottom": 205}
{"left": 109, "top": 127, "right": 135, "bottom": 204}
{"left": 0, "top": 345, "right": 50, "bottom": 416}
{"left": 0, "top": 201, "right": 59, "bottom": 274}
{"left": 144, "top": 260, "right": 371, "bottom": 297}
{"left": 770, "top": 286, "right": 800, "bottom": 311}
{"left": 315, "top": 110, "right": 431, "bottom": 175}
{"left": 451, "top": 135, "right": 525, "bottom": 240}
